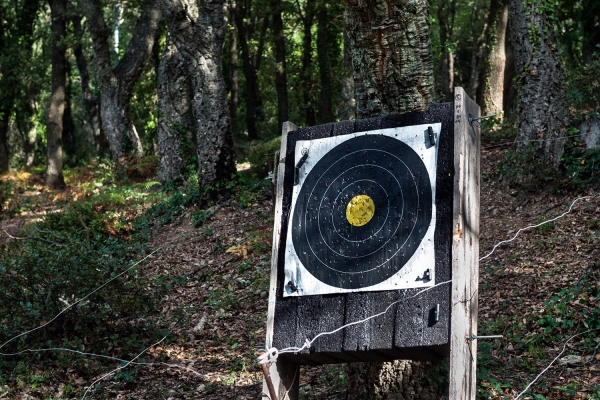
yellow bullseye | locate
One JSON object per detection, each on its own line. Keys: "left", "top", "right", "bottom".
{"left": 346, "top": 195, "right": 375, "bottom": 227}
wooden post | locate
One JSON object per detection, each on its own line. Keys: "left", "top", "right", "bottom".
{"left": 263, "top": 121, "right": 300, "bottom": 400}
{"left": 449, "top": 87, "right": 480, "bottom": 399}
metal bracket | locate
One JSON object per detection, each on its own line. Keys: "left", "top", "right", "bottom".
{"left": 417, "top": 268, "right": 431, "bottom": 283}
{"left": 294, "top": 149, "right": 309, "bottom": 185}
{"left": 286, "top": 280, "right": 298, "bottom": 293}
{"left": 467, "top": 333, "right": 503, "bottom": 341}
{"left": 468, "top": 114, "right": 496, "bottom": 124}
{"left": 428, "top": 126, "right": 436, "bottom": 146}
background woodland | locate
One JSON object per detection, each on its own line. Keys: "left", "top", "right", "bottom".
{"left": 0, "top": 0, "right": 600, "bottom": 398}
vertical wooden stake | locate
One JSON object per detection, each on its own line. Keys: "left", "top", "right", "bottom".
{"left": 449, "top": 87, "right": 480, "bottom": 400}
{"left": 263, "top": 121, "right": 300, "bottom": 400}
{"left": 261, "top": 363, "right": 279, "bottom": 400}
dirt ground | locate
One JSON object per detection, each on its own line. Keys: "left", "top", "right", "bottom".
{"left": 1, "top": 144, "right": 600, "bottom": 399}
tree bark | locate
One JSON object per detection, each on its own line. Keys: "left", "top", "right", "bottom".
{"left": 437, "top": 0, "right": 456, "bottom": 101}
{"left": 482, "top": 0, "right": 508, "bottom": 118}
{"left": 20, "top": 108, "right": 38, "bottom": 168}
{"left": 14, "top": 83, "right": 39, "bottom": 168}
{"left": 46, "top": 0, "right": 67, "bottom": 188}
{"left": 62, "top": 58, "right": 76, "bottom": 160}
{"left": 156, "top": 38, "right": 195, "bottom": 184}
{"left": 300, "top": 0, "right": 316, "bottom": 126}
{"left": 343, "top": 1, "right": 440, "bottom": 397}
{"left": 159, "top": 0, "right": 236, "bottom": 193}
{"left": 503, "top": 29, "right": 517, "bottom": 117}
{"left": 228, "top": 0, "right": 239, "bottom": 132}
{"left": 316, "top": 1, "right": 333, "bottom": 123}
{"left": 79, "top": 0, "right": 162, "bottom": 160}
{"left": 0, "top": 0, "right": 42, "bottom": 173}
{"left": 338, "top": 27, "right": 356, "bottom": 120}
{"left": 234, "top": 1, "right": 263, "bottom": 140}
{"left": 508, "top": 0, "right": 569, "bottom": 166}
{"left": 271, "top": 0, "right": 289, "bottom": 130}
{"left": 71, "top": 12, "right": 109, "bottom": 156}
{"left": 468, "top": 0, "right": 490, "bottom": 104}
{"left": 0, "top": 108, "right": 9, "bottom": 173}
{"left": 343, "top": 0, "right": 435, "bottom": 119}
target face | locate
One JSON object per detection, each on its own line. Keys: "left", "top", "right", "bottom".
{"left": 284, "top": 124, "right": 439, "bottom": 296}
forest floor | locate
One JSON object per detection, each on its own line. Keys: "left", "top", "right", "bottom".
{"left": 1, "top": 144, "right": 600, "bottom": 399}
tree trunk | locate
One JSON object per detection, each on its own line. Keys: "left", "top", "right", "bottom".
{"left": 14, "top": 86, "right": 39, "bottom": 168}
{"left": 468, "top": 0, "right": 490, "bottom": 104}
{"left": 344, "top": 0, "right": 435, "bottom": 119}
{"left": 234, "top": 1, "right": 261, "bottom": 140}
{"left": 437, "top": 0, "right": 456, "bottom": 101}
{"left": 343, "top": 1, "right": 440, "bottom": 397}
{"left": 71, "top": 13, "right": 108, "bottom": 156}
{"left": 0, "top": 108, "right": 9, "bottom": 173}
{"left": 508, "top": 0, "right": 569, "bottom": 166}
{"left": 113, "top": 3, "right": 123, "bottom": 67}
{"left": 271, "top": 0, "right": 289, "bottom": 130}
{"left": 156, "top": 38, "right": 195, "bottom": 184}
{"left": 503, "top": 31, "right": 517, "bottom": 117}
{"left": 22, "top": 102, "right": 38, "bottom": 167}
{"left": 482, "top": 0, "right": 508, "bottom": 118}
{"left": 46, "top": 0, "right": 67, "bottom": 188}
{"left": 581, "top": 0, "right": 600, "bottom": 64}
{"left": 229, "top": 0, "right": 239, "bottom": 132}
{"left": 79, "top": 0, "right": 161, "bottom": 160}
{"left": 159, "top": 0, "right": 236, "bottom": 193}
{"left": 316, "top": 1, "right": 333, "bottom": 123}
{"left": 300, "top": 0, "right": 316, "bottom": 126}
{"left": 0, "top": 0, "right": 42, "bottom": 173}
{"left": 338, "top": 27, "right": 356, "bottom": 120}
{"left": 62, "top": 58, "right": 76, "bottom": 160}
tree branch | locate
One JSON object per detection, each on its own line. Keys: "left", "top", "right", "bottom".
{"left": 3, "top": 229, "right": 64, "bottom": 247}
{"left": 114, "top": 0, "right": 162, "bottom": 93}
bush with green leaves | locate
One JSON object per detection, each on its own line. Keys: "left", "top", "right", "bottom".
{"left": 0, "top": 203, "right": 161, "bottom": 362}
{"left": 562, "top": 142, "right": 600, "bottom": 187}
{"left": 247, "top": 136, "right": 281, "bottom": 177}
{"left": 567, "top": 50, "right": 600, "bottom": 117}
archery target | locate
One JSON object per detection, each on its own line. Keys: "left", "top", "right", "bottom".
{"left": 284, "top": 123, "right": 440, "bottom": 297}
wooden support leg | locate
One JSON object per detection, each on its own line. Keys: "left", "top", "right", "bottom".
{"left": 262, "top": 358, "right": 299, "bottom": 400}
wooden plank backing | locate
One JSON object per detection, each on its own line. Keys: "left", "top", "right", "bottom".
{"left": 449, "top": 87, "right": 480, "bottom": 400}
{"left": 271, "top": 105, "right": 455, "bottom": 364}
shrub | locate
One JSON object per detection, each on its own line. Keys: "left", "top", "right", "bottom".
{"left": 247, "top": 136, "right": 281, "bottom": 177}
{"left": 0, "top": 203, "right": 159, "bottom": 357}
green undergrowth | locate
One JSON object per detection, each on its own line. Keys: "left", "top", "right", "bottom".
{"left": 0, "top": 205, "right": 168, "bottom": 387}
{"left": 0, "top": 158, "right": 272, "bottom": 391}
{"left": 0, "top": 164, "right": 176, "bottom": 387}
{"left": 247, "top": 136, "right": 281, "bottom": 177}
{"left": 477, "top": 263, "right": 600, "bottom": 398}
{"left": 491, "top": 134, "right": 600, "bottom": 192}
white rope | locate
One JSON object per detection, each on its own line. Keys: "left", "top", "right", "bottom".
{"left": 513, "top": 329, "right": 599, "bottom": 399}
{"left": 0, "top": 246, "right": 162, "bottom": 352}
{"left": 0, "top": 345, "right": 206, "bottom": 377}
{"left": 276, "top": 280, "right": 453, "bottom": 355}
{"left": 261, "top": 195, "right": 598, "bottom": 359}
{"left": 80, "top": 335, "right": 168, "bottom": 400}
{"left": 479, "top": 194, "right": 597, "bottom": 261}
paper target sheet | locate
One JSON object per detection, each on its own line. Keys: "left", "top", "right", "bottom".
{"left": 283, "top": 124, "right": 440, "bottom": 297}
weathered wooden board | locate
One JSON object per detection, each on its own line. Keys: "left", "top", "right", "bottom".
{"left": 264, "top": 122, "right": 300, "bottom": 399}
{"left": 449, "top": 87, "right": 480, "bottom": 400}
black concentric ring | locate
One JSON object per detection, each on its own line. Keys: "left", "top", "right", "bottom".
{"left": 291, "top": 134, "right": 432, "bottom": 289}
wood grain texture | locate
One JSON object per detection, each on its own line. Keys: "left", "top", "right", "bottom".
{"left": 449, "top": 87, "right": 480, "bottom": 400}
{"left": 264, "top": 121, "right": 299, "bottom": 400}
